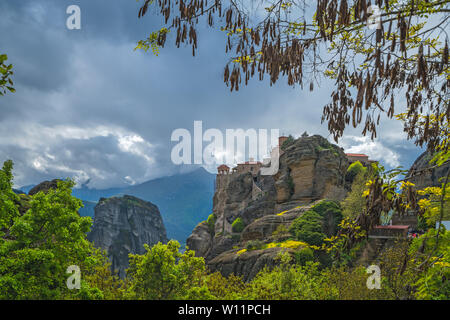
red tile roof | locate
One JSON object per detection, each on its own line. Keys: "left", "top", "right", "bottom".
{"left": 217, "top": 164, "right": 230, "bottom": 170}
{"left": 346, "top": 153, "right": 368, "bottom": 157}
{"left": 374, "top": 225, "right": 409, "bottom": 230}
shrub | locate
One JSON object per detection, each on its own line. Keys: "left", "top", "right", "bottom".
{"left": 289, "top": 210, "right": 325, "bottom": 246}
{"left": 272, "top": 224, "right": 289, "bottom": 240}
{"left": 311, "top": 200, "right": 343, "bottom": 237}
{"left": 232, "top": 217, "right": 245, "bottom": 233}
{"left": 207, "top": 213, "right": 216, "bottom": 233}
{"left": 246, "top": 240, "right": 264, "bottom": 251}
{"left": 289, "top": 201, "right": 344, "bottom": 246}
{"left": 346, "top": 161, "right": 367, "bottom": 182}
{"left": 294, "top": 247, "right": 314, "bottom": 266}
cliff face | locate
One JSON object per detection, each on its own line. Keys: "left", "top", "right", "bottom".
{"left": 88, "top": 195, "right": 168, "bottom": 278}
{"left": 408, "top": 151, "right": 450, "bottom": 189}
{"left": 187, "top": 135, "right": 348, "bottom": 280}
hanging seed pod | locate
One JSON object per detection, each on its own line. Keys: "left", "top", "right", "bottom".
{"left": 400, "top": 19, "right": 407, "bottom": 52}
{"left": 443, "top": 41, "right": 449, "bottom": 66}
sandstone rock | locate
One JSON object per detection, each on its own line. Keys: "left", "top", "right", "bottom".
{"left": 275, "top": 135, "right": 348, "bottom": 203}
{"left": 240, "top": 204, "right": 313, "bottom": 242}
{"left": 186, "top": 221, "right": 212, "bottom": 257}
{"left": 88, "top": 195, "right": 168, "bottom": 278}
{"left": 187, "top": 134, "right": 348, "bottom": 279}
{"left": 207, "top": 247, "right": 296, "bottom": 282}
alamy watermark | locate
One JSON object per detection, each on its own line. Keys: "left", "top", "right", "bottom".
{"left": 66, "top": 265, "right": 81, "bottom": 290}
{"left": 367, "top": 1, "right": 410, "bottom": 30}
{"left": 171, "top": 121, "right": 280, "bottom": 175}
{"left": 66, "top": 5, "right": 81, "bottom": 30}
{"left": 366, "top": 265, "right": 381, "bottom": 290}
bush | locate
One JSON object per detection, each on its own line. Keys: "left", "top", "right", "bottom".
{"left": 311, "top": 200, "right": 343, "bottom": 237}
{"left": 207, "top": 213, "right": 216, "bottom": 233}
{"left": 294, "top": 247, "right": 314, "bottom": 266}
{"left": 246, "top": 240, "right": 264, "bottom": 251}
{"left": 289, "top": 210, "right": 326, "bottom": 246}
{"left": 232, "top": 217, "right": 245, "bottom": 233}
{"left": 296, "top": 230, "right": 326, "bottom": 246}
{"left": 346, "top": 161, "right": 367, "bottom": 182}
{"left": 272, "top": 224, "right": 289, "bottom": 241}
{"left": 289, "top": 200, "right": 344, "bottom": 246}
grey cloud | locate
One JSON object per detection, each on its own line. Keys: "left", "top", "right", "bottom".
{"left": 0, "top": 0, "right": 423, "bottom": 189}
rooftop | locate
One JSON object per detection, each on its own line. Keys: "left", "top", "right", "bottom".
{"left": 346, "top": 153, "right": 369, "bottom": 157}
{"left": 374, "top": 225, "right": 410, "bottom": 230}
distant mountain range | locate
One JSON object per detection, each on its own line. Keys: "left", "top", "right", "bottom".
{"left": 20, "top": 168, "right": 216, "bottom": 243}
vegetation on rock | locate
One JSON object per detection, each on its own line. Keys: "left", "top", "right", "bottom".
{"left": 231, "top": 217, "right": 245, "bottom": 233}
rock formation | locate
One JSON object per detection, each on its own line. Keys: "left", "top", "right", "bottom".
{"left": 407, "top": 150, "right": 450, "bottom": 189}
{"left": 28, "top": 179, "right": 60, "bottom": 195}
{"left": 187, "top": 135, "right": 348, "bottom": 280}
{"left": 88, "top": 195, "right": 168, "bottom": 278}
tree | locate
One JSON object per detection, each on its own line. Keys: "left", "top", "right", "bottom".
{"left": 82, "top": 249, "right": 128, "bottom": 300}
{"left": 346, "top": 160, "right": 367, "bottom": 183}
{"left": 0, "top": 160, "right": 110, "bottom": 299}
{"left": 136, "top": 0, "right": 449, "bottom": 149}
{"left": 126, "top": 240, "right": 206, "bottom": 299}
{"left": 342, "top": 169, "right": 369, "bottom": 219}
{"left": 0, "top": 160, "right": 19, "bottom": 232}
{"left": 205, "top": 272, "right": 246, "bottom": 299}
{"left": 0, "top": 54, "right": 14, "bottom": 96}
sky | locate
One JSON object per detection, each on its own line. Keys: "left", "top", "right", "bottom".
{"left": 0, "top": 0, "right": 424, "bottom": 189}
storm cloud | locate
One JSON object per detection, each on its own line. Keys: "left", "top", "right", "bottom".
{"left": 0, "top": 0, "right": 423, "bottom": 189}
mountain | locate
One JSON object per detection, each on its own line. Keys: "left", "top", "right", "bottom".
{"left": 19, "top": 168, "right": 215, "bottom": 243}
{"left": 67, "top": 168, "right": 214, "bottom": 243}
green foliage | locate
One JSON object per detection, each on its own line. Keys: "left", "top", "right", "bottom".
{"left": 272, "top": 224, "right": 289, "bottom": 241}
{"left": 409, "top": 229, "right": 450, "bottom": 300}
{"left": 289, "top": 201, "right": 342, "bottom": 246}
{"left": 342, "top": 171, "right": 368, "bottom": 219}
{"left": 135, "top": 28, "right": 169, "bottom": 56}
{"left": 82, "top": 249, "right": 127, "bottom": 300}
{"left": 0, "top": 54, "right": 14, "bottom": 96}
{"left": 246, "top": 260, "right": 326, "bottom": 299}
{"left": 0, "top": 160, "right": 19, "bottom": 231}
{"left": 0, "top": 160, "right": 107, "bottom": 299}
{"left": 126, "top": 240, "right": 206, "bottom": 299}
{"left": 245, "top": 239, "right": 264, "bottom": 251}
{"left": 206, "top": 213, "right": 216, "bottom": 233}
{"left": 289, "top": 210, "right": 325, "bottom": 246}
{"left": 231, "top": 217, "right": 245, "bottom": 233}
{"left": 294, "top": 247, "right": 314, "bottom": 266}
{"left": 346, "top": 161, "right": 367, "bottom": 182}
{"left": 205, "top": 272, "right": 246, "bottom": 300}
{"left": 310, "top": 200, "right": 343, "bottom": 237}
